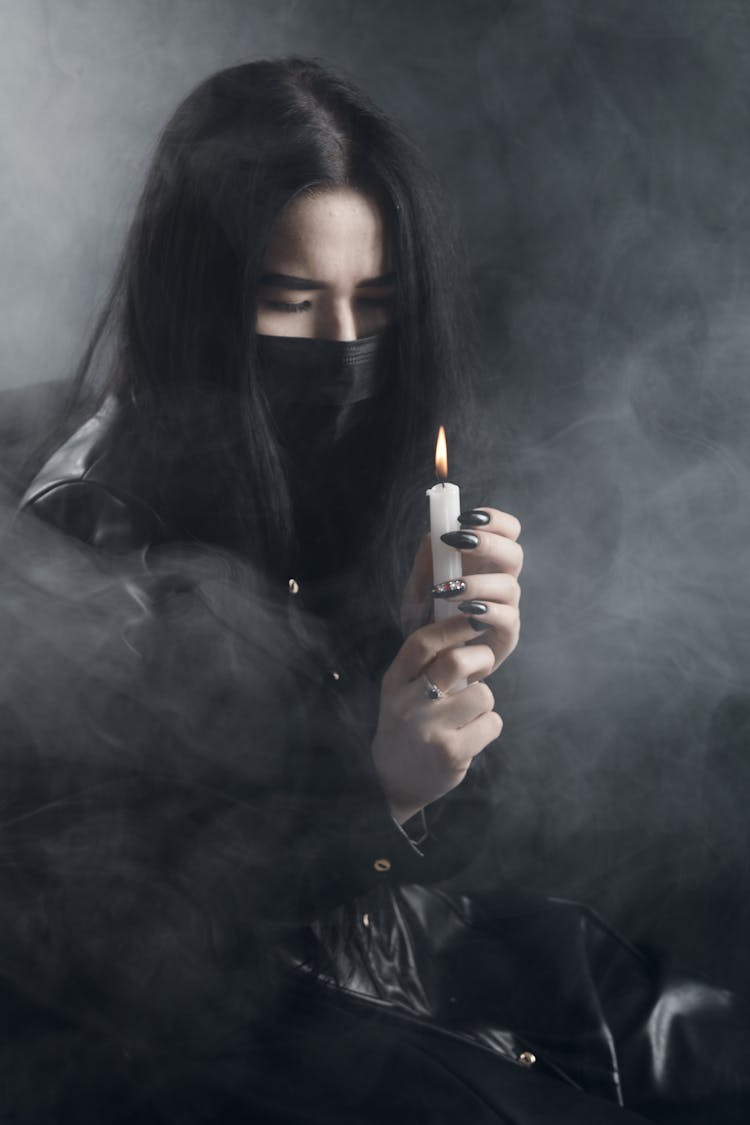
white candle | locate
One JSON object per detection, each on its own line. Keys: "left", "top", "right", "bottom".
{"left": 427, "top": 427, "right": 466, "bottom": 690}
{"left": 426, "top": 481, "right": 463, "bottom": 623}
{"left": 427, "top": 426, "right": 463, "bottom": 622}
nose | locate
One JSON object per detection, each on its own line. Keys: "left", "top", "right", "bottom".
{"left": 320, "top": 299, "right": 357, "bottom": 342}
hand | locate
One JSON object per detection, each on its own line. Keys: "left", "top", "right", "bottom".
{"left": 400, "top": 507, "right": 523, "bottom": 676}
{"left": 371, "top": 615, "right": 503, "bottom": 824}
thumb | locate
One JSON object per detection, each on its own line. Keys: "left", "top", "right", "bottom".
{"left": 400, "top": 533, "right": 433, "bottom": 636}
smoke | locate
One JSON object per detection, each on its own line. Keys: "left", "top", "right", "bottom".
{"left": 0, "top": 480, "right": 325, "bottom": 1071}
{"left": 2, "top": 0, "right": 750, "bottom": 995}
{"left": 463, "top": 1, "right": 750, "bottom": 987}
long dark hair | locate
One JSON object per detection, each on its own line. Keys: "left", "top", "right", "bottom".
{"left": 10, "top": 60, "right": 487, "bottom": 1042}
{"left": 39, "top": 57, "right": 480, "bottom": 617}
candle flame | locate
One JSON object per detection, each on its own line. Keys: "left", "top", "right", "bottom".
{"left": 435, "top": 425, "right": 448, "bottom": 482}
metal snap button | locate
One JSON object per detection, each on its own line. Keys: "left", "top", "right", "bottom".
{"left": 362, "top": 913, "right": 370, "bottom": 927}
{"left": 329, "top": 670, "right": 341, "bottom": 681}
{"left": 517, "top": 1050, "right": 536, "bottom": 1068}
{"left": 288, "top": 578, "right": 300, "bottom": 595}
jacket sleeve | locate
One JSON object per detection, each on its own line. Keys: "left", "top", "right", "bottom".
{"left": 459, "top": 892, "right": 750, "bottom": 1119}
{"left": 20, "top": 478, "right": 164, "bottom": 553}
{"left": 279, "top": 736, "right": 494, "bottom": 922}
{"left": 220, "top": 595, "right": 494, "bottom": 923}
{"left": 496, "top": 896, "right": 750, "bottom": 1120}
{"left": 586, "top": 908, "right": 750, "bottom": 1122}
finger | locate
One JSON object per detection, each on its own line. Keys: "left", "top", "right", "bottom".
{"left": 384, "top": 615, "right": 491, "bottom": 688}
{"left": 459, "top": 602, "right": 521, "bottom": 668}
{"left": 431, "top": 572, "right": 521, "bottom": 608}
{"left": 435, "top": 709, "right": 505, "bottom": 776}
{"left": 458, "top": 507, "right": 521, "bottom": 541}
{"left": 424, "top": 642, "right": 495, "bottom": 694}
{"left": 401, "top": 533, "right": 433, "bottom": 634}
{"left": 416, "top": 680, "right": 495, "bottom": 730}
{"left": 402, "top": 534, "right": 432, "bottom": 607}
{"left": 459, "top": 709, "right": 504, "bottom": 759}
{"left": 443, "top": 529, "right": 523, "bottom": 578}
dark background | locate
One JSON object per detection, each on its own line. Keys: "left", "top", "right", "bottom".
{"left": 1, "top": 1, "right": 749, "bottom": 993}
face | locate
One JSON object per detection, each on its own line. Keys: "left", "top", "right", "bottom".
{"left": 256, "top": 186, "right": 395, "bottom": 341}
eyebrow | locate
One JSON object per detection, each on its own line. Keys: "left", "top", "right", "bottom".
{"left": 259, "top": 272, "right": 396, "bottom": 290}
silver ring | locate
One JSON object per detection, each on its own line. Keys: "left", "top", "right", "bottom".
{"left": 423, "top": 674, "right": 444, "bottom": 701}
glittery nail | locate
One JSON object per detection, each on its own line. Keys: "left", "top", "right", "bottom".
{"left": 431, "top": 578, "right": 467, "bottom": 599}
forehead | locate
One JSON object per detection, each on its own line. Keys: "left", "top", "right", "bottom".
{"left": 263, "top": 187, "right": 390, "bottom": 280}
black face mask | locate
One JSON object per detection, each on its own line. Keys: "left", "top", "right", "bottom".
{"left": 255, "top": 329, "right": 396, "bottom": 585}
{"left": 255, "top": 329, "right": 394, "bottom": 447}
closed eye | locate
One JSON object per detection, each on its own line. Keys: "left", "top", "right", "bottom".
{"left": 262, "top": 296, "right": 394, "bottom": 313}
{"left": 262, "top": 299, "right": 312, "bottom": 313}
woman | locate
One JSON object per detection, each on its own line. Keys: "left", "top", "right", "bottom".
{"left": 13, "top": 57, "right": 749, "bottom": 1123}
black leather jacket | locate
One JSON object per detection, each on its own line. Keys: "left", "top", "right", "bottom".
{"left": 14, "top": 396, "right": 750, "bottom": 1124}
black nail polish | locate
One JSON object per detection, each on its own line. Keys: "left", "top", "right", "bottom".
{"left": 468, "top": 617, "right": 492, "bottom": 631}
{"left": 431, "top": 579, "right": 467, "bottom": 599}
{"left": 440, "top": 531, "right": 479, "bottom": 549}
{"left": 458, "top": 600, "right": 488, "bottom": 615}
{"left": 458, "top": 509, "right": 490, "bottom": 527}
